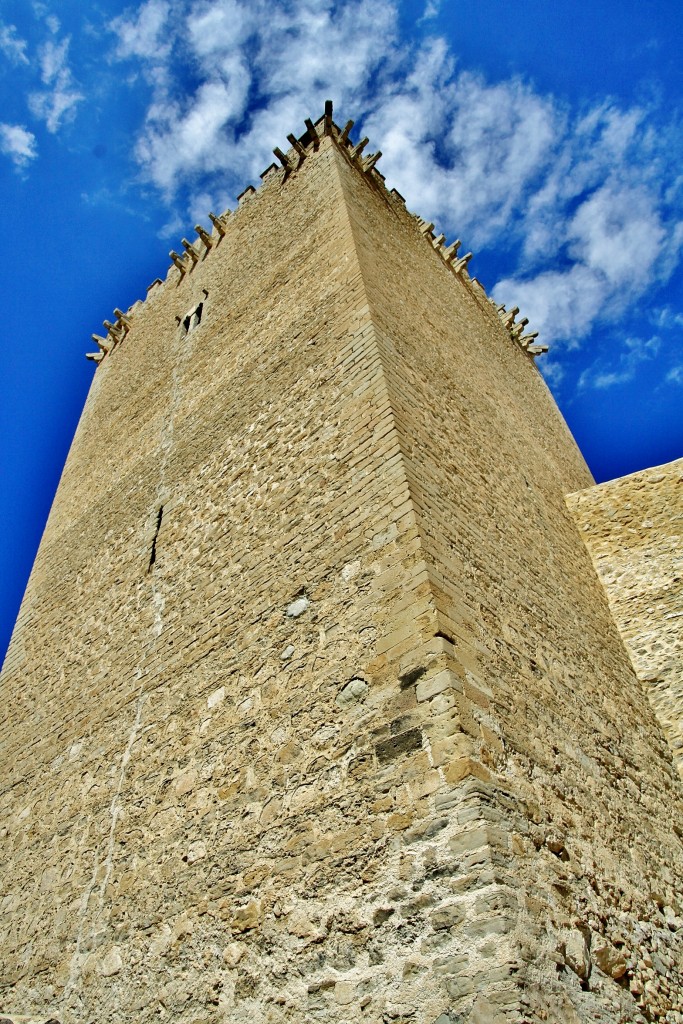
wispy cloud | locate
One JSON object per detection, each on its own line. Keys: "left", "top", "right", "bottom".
{"left": 112, "top": 0, "right": 398, "bottom": 201}
{"left": 112, "top": 0, "right": 173, "bottom": 80}
{"left": 666, "top": 365, "right": 683, "bottom": 385}
{"left": 0, "top": 22, "right": 29, "bottom": 65}
{"left": 651, "top": 305, "right": 683, "bottom": 330}
{"left": 577, "top": 335, "right": 661, "bottom": 390}
{"left": 492, "top": 111, "right": 683, "bottom": 347}
{"left": 420, "top": 0, "right": 441, "bottom": 20}
{"left": 29, "top": 34, "right": 84, "bottom": 132}
{"left": 0, "top": 123, "right": 38, "bottom": 168}
{"left": 106, "top": 0, "right": 683, "bottom": 356}
{"left": 365, "top": 48, "right": 560, "bottom": 244}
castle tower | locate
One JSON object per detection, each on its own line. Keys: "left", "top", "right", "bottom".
{"left": 1, "top": 107, "right": 682, "bottom": 1024}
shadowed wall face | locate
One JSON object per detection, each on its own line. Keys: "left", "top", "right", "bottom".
{"left": 1, "top": 124, "right": 682, "bottom": 1024}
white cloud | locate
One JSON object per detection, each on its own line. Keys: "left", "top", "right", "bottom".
{"left": 420, "top": 0, "right": 441, "bottom": 19}
{"left": 137, "top": 77, "right": 251, "bottom": 192}
{"left": 186, "top": 0, "right": 254, "bottom": 56}
{"left": 29, "top": 35, "right": 83, "bottom": 132}
{"left": 577, "top": 335, "right": 661, "bottom": 390}
{"left": 0, "top": 123, "right": 38, "bottom": 167}
{"left": 651, "top": 305, "right": 683, "bottom": 330}
{"left": 666, "top": 366, "right": 683, "bottom": 385}
{"left": 113, "top": 0, "right": 398, "bottom": 197}
{"left": 494, "top": 265, "right": 606, "bottom": 348}
{"left": 112, "top": 0, "right": 173, "bottom": 73}
{"left": 568, "top": 184, "right": 664, "bottom": 285}
{"left": 106, "top": 0, "right": 683, "bottom": 358}
{"left": 491, "top": 108, "right": 683, "bottom": 345}
{"left": 539, "top": 357, "right": 565, "bottom": 388}
{"left": 365, "top": 54, "right": 559, "bottom": 245}
{"left": 0, "top": 22, "right": 29, "bottom": 65}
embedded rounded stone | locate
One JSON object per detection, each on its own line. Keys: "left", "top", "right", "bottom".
{"left": 564, "top": 930, "right": 590, "bottom": 979}
{"left": 286, "top": 596, "right": 310, "bottom": 617}
{"left": 335, "top": 677, "right": 369, "bottom": 706}
{"left": 99, "top": 946, "right": 123, "bottom": 977}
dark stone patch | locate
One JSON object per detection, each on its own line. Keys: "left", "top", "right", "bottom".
{"left": 390, "top": 714, "right": 418, "bottom": 735}
{"left": 308, "top": 979, "right": 336, "bottom": 993}
{"left": 373, "top": 906, "right": 395, "bottom": 925}
{"left": 405, "top": 817, "right": 449, "bottom": 843}
{"left": 398, "top": 665, "right": 427, "bottom": 689}
{"left": 431, "top": 903, "right": 466, "bottom": 930}
{"left": 376, "top": 728, "right": 422, "bottom": 763}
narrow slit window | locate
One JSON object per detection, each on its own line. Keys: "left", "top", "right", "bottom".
{"left": 148, "top": 506, "right": 164, "bottom": 573}
{"left": 181, "top": 301, "right": 204, "bottom": 335}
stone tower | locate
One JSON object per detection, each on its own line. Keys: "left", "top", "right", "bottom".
{"left": 1, "top": 106, "right": 682, "bottom": 1024}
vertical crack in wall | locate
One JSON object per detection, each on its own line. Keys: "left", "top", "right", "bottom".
{"left": 97, "top": 674, "right": 147, "bottom": 911}
{"left": 62, "top": 845, "right": 99, "bottom": 1007}
{"left": 62, "top": 295, "right": 199, "bottom": 1013}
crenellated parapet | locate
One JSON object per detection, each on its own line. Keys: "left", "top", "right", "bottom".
{"left": 493, "top": 302, "right": 547, "bottom": 357}
{"left": 86, "top": 307, "right": 133, "bottom": 363}
{"left": 85, "top": 101, "right": 547, "bottom": 365}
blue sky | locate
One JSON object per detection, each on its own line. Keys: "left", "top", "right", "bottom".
{"left": 1, "top": 0, "right": 682, "bottom": 661}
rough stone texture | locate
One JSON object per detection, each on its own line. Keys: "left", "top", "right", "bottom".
{"left": 567, "top": 458, "right": 683, "bottom": 775}
{"left": 1, "top": 117, "right": 682, "bottom": 1024}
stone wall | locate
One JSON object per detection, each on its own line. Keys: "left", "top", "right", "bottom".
{"left": 567, "top": 458, "right": 683, "bottom": 775}
{"left": 1, "top": 118, "right": 682, "bottom": 1024}
{"left": 333, "top": 135, "right": 683, "bottom": 1022}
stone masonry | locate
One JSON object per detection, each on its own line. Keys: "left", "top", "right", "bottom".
{"left": 1, "top": 108, "right": 682, "bottom": 1024}
{"left": 567, "top": 458, "right": 683, "bottom": 776}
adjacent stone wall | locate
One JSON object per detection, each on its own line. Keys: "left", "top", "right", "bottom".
{"left": 567, "top": 458, "right": 683, "bottom": 775}
{"left": 1, "top": 123, "right": 682, "bottom": 1024}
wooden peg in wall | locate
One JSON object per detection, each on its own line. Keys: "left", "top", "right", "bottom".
{"left": 181, "top": 240, "right": 199, "bottom": 265}
{"left": 169, "top": 251, "right": 186, "bottom": 274}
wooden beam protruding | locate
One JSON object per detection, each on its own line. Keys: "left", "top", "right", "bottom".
{"left": 181, "top": 239, "right": 199, "bottom": 264}
{"left": 510, "top": 318, "right": 529, "bottom": 338}
{"left": 304, "top": 118, "right": 319, "bottom": 148}
{"left": 195, "top": 225, "right": 213, "bottom": 249}
{"left": 102, "top": 319, "right": 122, "bottom": 338}
{"left": 287, "top": 134, "right": 306, "bottom": 161}
{"left": 339, "top": 120, "right": 354, "bottom": 144}
{"left": 273, "top": 147, "right": 292, "bottom": 170}
{"left": 113, "top": 309, "right": 132, "bottom": 329}
{"left": 91, "top": 334, "right": 111, "bottom": 354}
{"left": 350, "top": 137, "right": 369, "bottom": 159}
{"left": 208, "top": 213, "right": 226, "bottom": 237}
{"left": 519, "top": 332, "right": 539, "bottom": 348}
{"left": 443, "top": 240, "right": 461, "bottom": 262}
{"left": 362, "top": 151, "right": 382, "bottom": 172}
{"left": 169, "top": 250, "right": 186, "bottom": 274}
{"left": 452, "top": 252, "right": 473, "bottom": 275}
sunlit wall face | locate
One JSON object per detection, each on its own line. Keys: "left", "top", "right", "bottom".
{"left": 1, "top": 0, "right": 682, "bottom": 662}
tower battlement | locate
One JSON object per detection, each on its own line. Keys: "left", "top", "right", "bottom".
{"left": 86, "top": 104, "right": 544, "bottom": 369}
{"left": 1, "top": 101, "right": 682, "bottom": 1024}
